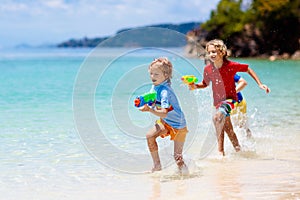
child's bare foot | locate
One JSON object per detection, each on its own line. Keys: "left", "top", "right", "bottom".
{"left": 177, "top": 163, "right": 189, "bottom": 176}
{"left": 235, "top": 145, "right": 241, "bottom": 152}
{"left": 176, "top": 159, "right": 184, "bottom": 167}
{"left": 246, "top": 128, "right": 252, "bottom": 138}
{"left": 151, "top": 165, "right": 162, "bottom": 173}
{"left": 218, "top": 151, "right": 225, "bottom": 156}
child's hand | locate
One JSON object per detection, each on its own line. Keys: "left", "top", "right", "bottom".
{"left": 139, "top": 104, "right": 151, "bottom": 112}
{"left": 260, "top": 84, "right": 271, "bottom": 93}
{"left": 188, "top": 83, "right": 197, "bottom": 90}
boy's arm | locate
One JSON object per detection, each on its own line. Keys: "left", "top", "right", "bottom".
{"left": 236, "top": 77, "right": 247, "bottom": 93}
{"left": 189, "top": 81, "right": 208, "bottom": 90}
{"left": 139, "top": 89, "right": 168, "bottom": 118}
{"left": 139, "top": 105, "right": 168, "bottom": 118}
{"left": 247, "top": 67, "right": 271, "bottom": 93}
{"left": 149, "top": 107, "right": 168, "bottom": 118}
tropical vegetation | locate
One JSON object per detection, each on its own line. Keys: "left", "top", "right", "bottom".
{"left": 200, "top": 0, "right": 299, "bottom": 57}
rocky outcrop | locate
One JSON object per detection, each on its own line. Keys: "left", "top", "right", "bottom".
{"left": 291, "top": 50, "right": 300, "bottom": 60}
{"left": 185, "top": 24, "right": 300, "bottom": 60}
{"left": 184, "top": 29, "right": 207, "bottom": 58}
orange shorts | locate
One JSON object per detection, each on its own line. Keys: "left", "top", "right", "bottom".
{"left": 156, "top": 119, "right": 188, "bottom": 142}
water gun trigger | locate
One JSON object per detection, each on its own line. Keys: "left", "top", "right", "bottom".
{"left": 147, "top": 100, "right": 155, "bottom": 106}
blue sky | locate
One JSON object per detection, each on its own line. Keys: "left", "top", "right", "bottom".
{"left": 0, "top": 0, "right": 220, "bottom": 47}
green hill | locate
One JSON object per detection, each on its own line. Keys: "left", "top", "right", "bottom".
{"left": 57, "top": 22, "right": 201, "bottom": 48}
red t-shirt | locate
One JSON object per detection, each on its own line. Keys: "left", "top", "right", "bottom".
{"left": 202, "top": 60, "right": 248, "bottom": 106}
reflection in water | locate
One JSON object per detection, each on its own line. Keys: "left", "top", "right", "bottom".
{"left": 149, "top": 178, "right": 161, "bottom": 200}
{"left": 215, "top": 162, "right": 242, "bottom": 200}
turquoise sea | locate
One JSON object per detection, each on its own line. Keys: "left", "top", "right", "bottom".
{"left": 0, "top": 47, "right": 299, "bottom": 199}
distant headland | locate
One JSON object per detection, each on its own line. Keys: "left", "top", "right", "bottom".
{"left": 56, "top": 22, "right": 201, "bottom": 48}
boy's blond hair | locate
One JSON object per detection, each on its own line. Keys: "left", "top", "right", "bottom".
{"left": 149, "top": 57, "right": 173, "bottom": 81}
{"left": 205, "top": 39, "right": 229, "bottom": 58}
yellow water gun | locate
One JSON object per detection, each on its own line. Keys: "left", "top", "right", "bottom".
{"left": 181, "top": 75, "right": 198, "bottom": 85}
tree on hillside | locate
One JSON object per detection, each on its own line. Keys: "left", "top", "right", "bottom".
{"left": 202, "top": 0, "right": 246, "bottom": 40}
{"left": 250, "top": 0, "right": 300, "bottom": 54}
{"left": 199, "top": 0, "right": 300, "bottom": 57}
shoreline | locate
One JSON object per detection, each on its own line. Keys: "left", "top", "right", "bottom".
{"left": 1, "top": 154, "right": 299, "bottom": 200}
{"left": 184, "top": 44, "right": 300, "bottom": 61}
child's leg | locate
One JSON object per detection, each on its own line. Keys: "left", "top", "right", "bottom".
{"left": 174, "top": 141, "right": 184, "bottom": 168}
{"left": 246, "top": 127, "right": 252, "bottom": 138}
{"left": 218, "top": 129, "right": 225, "bottom": 156}
{"left": 239, "top": 100, "right": 252, "bottom": 137}
{"left": 146, "top": 123, "right": 167, "bottom": 172}
{"left": 213, "top": 111, "right": 226, "bottom": 155}
{"left": 243, "top": 114, "right": 252, "bottom": 137}
{"left": 174, "top": 140, "right": 189, "bottom": 175}
{"left": 224, "top": 116, "right": 241, "bottom": 152}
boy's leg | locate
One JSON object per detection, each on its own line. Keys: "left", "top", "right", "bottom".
{"left": 174, "top": 141, "right": 184, "bottom": 168}
{"left": 171, "top": 126, "right": 188, "bottom": 173}
{"left": 243, "top": 113, "right": 252, "bottom": 137}
{"left": 246, "top": 127, "right": 252, "bottom": 138}
{"left": 146, "top": 123, "right": 167, "bottom": 172}
{"left": 213, "top": 111, "right": 226, "bottom": 156}
{"left": 239, "top": 100, "right": 252, "bottom": 137}
{"left": 174, "top": 140, "right": 189, "bottom": 175}
{"left": 218, "top": 129, "right": 225, "bottom": 156}
{"left": 224, "top": 116, "right": 241, "bottom": 152}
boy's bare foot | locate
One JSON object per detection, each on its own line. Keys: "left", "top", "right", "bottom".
{"left": 176, "top": 159, "right": 184, "bottom": 167}
{"left": 151, "top": 166, "right": 162, "bottom": 173}
{"left": 246, "top": 128, "right": 252, "bottom": 138}
{"left": 219, "top": 151, "right": 225, "bottom": 156}
{"left": 235, "top": 145, "right": 241, "bottom": 152}
{"left": 177, "top": 163, "right": 189, "bottom": 176}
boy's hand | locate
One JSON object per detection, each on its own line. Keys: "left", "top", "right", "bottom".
{"left": 138, "top": 104, "right": 151, "bottom": 112}
{"left": 260, "top": 84, "right": 271, "bottom": 93}
{"left": 188, "top": 83, "right": 197, "bottom": 90}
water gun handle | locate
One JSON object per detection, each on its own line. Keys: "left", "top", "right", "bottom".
{"left": 181, "top": 75, "right": 198, "bottom": 90}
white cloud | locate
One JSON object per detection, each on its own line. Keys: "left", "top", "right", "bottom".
{"left": 0, "top": 0, "right": 221, "bottom": 47}
{"left": 0, "top": 2, "right": 28, "bottom": 12}
{"left": 42, "top": 0, "right": 69, "bottom": 9}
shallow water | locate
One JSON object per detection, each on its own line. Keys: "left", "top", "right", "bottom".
{"left": 0, "top": 47, "right": 299, "bottom": 199}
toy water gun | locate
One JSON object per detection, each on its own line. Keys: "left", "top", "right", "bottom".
{"left": 181, "top": 75, "right": 198, "bottom": 85}
{"left": 134, "top": 92, "right": 157, "bottom": 108}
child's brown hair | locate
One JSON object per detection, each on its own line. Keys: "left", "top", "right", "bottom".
{"left": 205, "top": 39, "right": 229, "bottom": 58}
{"left": 149, "top": 57, "right": 173, "bottom": 82}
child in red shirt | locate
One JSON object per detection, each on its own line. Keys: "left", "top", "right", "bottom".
{"left": 190, "top": 39, "right": 270, "bottom": 156}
